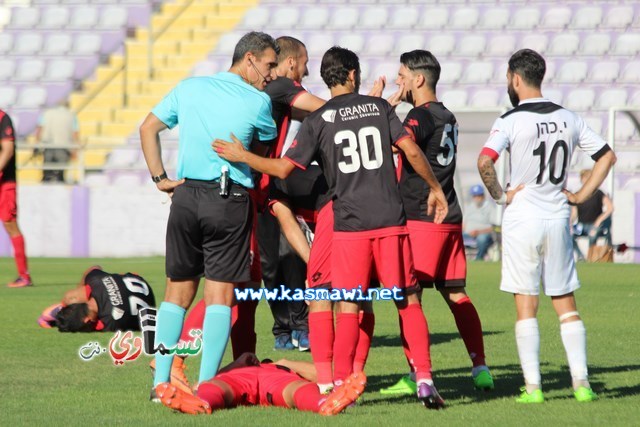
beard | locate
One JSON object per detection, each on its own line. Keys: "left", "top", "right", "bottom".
{"left": 507, "top": 82, "right": 520, "bottom": 107}
{"left": 405, "top": 89, "right": 415, "bottom": 105}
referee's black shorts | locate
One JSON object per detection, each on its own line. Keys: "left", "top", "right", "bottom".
{"left": 166, "top": 178, "right": 252, "bottom": 283}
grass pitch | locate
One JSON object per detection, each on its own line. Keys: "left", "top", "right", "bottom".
{"left": 1, "top": 257, "right": 639, "bottom": 426}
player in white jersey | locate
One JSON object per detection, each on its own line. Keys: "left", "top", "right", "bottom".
{"left": 477, "top": 49, "right": 616, "bottom": 403}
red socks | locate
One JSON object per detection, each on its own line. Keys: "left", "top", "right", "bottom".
{"left": 230, "top": 300, "right": 258, "bottom": 359}
{"left": 11, "top": 234, "right": 29, "bottom": 278}
{"left": 450, "top": 296, "right": 486, "bottom": 366}
{"left": 353, "top": 311, "right": 375, "bottom": 373}
{"left": 332, "top": 312, "right": 359, "bottom": 383}
{"left": 293, "top": 383, "right": 324, "bottom": 412}
{"left": 197, "top": 382, "right": 227, "bottom": 410}
{"left": 398, "top": 303, "right": 432, "bottom": 382}
{"left": 309, "top": 311, "right": 334, "bottom": 386}
{"left": 180, "top": 299, "right": 205, "bottom": 343}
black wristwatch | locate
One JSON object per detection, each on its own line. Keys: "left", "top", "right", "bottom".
{"left": 151, "top": 171, "right": 168, "bottom": 183}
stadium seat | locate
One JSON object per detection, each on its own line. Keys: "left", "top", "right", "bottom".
{"left": 548, "top": 33, "right": 580, "bottom": 56}
{"left": 43, "top": 33, "right": 73, "bottom": 56}
{"left": 511, "top": 7, "right": 541, "bottom": 30}
{"left": 16, "top": 86, "right": 47, "bottom": 108}
{"left": 43, "top": 59, "right": 76, "bottom": 82}
{"left": 298, "top": 6, "right": 329, "bottom": 30}
{"left": 580, "top": 33, "right": 611, "bottom": 56}
{"left": 72, "top": 34, "right": 102, "bottom": 55}
{"left": 40, "top": 6, "right": 70, "bottom": 29}
{"left": 461, "top": 61, "right": 493, "bottom": 84}
{"left": 630, "top": 90, "right": 640, "bottom": 106}
{"left": 589, "top": 61, "right": 620, "bottom": 83}
{"left": 0, "top": 33, "right": 12, "bottom": 55}
{"left": 456, "top": 34, "right": 486, "bottom": 57}
{"left": 620, "top": 61, "right": 640, "bottom": 83}
{"left": 15, "top": 59, "right": 46, "bottom": 81}
{"left": 614, "top": 116, "right": 637, "bottom": 142}
{"left": 0, "top": 87, "right": 16, "bottom": 106}
{"left": 603, "top": 6, "right": 634, "bottom": 29}
{"left": 371, "top": 61, "right": 401, "bottom": 83}
{"left": 191, "top": 60, "right": 220, "bottom": 77}
{"left": 543, "top": 60, "right": 557, "bottom": 82}
{"left": 540, "top": 6, "right": 571, "bottom": 29}
{"left": 0, "top": 59, "right": 16, "bottom": 81}
{"left": 565, "top": 88, "right": 595, "bottom": 112}
{"left": 520, "top": 34, "right": 548, "bottom": 54}
{"left": 238, "top": 7, "right": 269, "bottom": 30}
{"left": 478, "top": 8, "right": 510, "bottom": 30}
{"left": 13, "top": 33, "right": 43, "bottom": 55}
{"left": 9, "top": 7, "right": 39, "bottom": 29}
{"left": 543, "top": 88, "right": 563, "bottom": 105}
{"left": 271, "top": 6, "right": 300, "bottom": 29}
{"left": 440, "top": 90, "right": 468, "bottom": 110}
{"left": 365, "top": 33, "right": 394, "bottom": 56}
{"left": 0, "top": 6, "right": 10, "bottom": 29}
{"left": 486, "top": 34, "right": 516, "bottom": 57}
{"left": 107, "top": 149, "right": 140, "bottom": 167}
{"left": 426, "top": 34, "right": 456, "bottom": 57}
{"left": 583, "top": 115, "right": 603, "bottom": 135}
{"left": 613, "top": 34, "right": 640, "bottom": 56}
{"left": 68, "top": 6, "right": 98, "bottom": 29}
{"left": 555, "top": 60, "right": 588, "bottom": 83}
{"left": 387, "top": 6, "right": 420, "bottom": 30}
{"left": 307, "top": 33, "right": 334, "bottom": 57}
{"left": 395, "top": 34, "right": 424, "bottom": 56}
{"left": 418, "top": 7, "right": 448, "bottom": 30}
{"left": 451, "top": 7, "right": 479, "bottom": 30}
{"left": 327, "top": 7, "right": 359, "bottom": 30}
{"left": 439, "top": 61, "right": 462, "bottom": 84}
{"left": 359, "top": 6, "right": 388, "bottom": 30}
{"left": 470, "top": 88, "right": 500, "bottom": 108}
{"left": 337, "top": 33, "right": 365, "bottom": 54}
{"left": 597, "top": 88, "right": 628, "bottom": 110}
{"left": 97, "top": 6, "right": 128, "bottom": 29}
{"left": 570, "top": 6, "right": 603, "bottom": 29}
{"left": 215, "top": 32, "right": 243, "bottom": 56}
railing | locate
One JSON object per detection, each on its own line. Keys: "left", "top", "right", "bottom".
{"left": 608, "top": 107, "right": 640, "bottom": 200}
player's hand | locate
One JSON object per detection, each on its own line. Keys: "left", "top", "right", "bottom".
{"left": 387, "top": 83, "right": 404, "bottom": 107}
{"left": 213, "top": 133, "right": 247, "bottom": 163}
{"left": 562, "top": 188, "right": 586, "bottom": 206}
{"left": 505, "top": 184, "right": 525, "bottom": 205}
{"left": 367, "top": 76, "right": 386, "bottom": 98}
{"left": 156, "top": 177, "right": 185, "bottom": 197}
{"left": 427, "top": 188, "right": 448, "bottom": 224}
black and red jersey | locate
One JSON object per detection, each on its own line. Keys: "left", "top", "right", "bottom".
{"left": 264, "top": 77, "right": 307, "bottom": 158}
{"left": 399, "top": 102, "right": 463, "bottom": 224}
{"left": 85, "top": 269, "right": 156, "bottom": 332}
{"left": 284, "top": 93, "right": 409, "bottom": 232}
{"left": 0, "top": 110, "right": 16, "bottom": 183}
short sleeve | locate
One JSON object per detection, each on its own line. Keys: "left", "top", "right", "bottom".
{"left": 403, "top": 108, "right": 435, "bottom": 144}
{"left": 0, "top": 113, "right": 15, "bottom": 142}
{"left": 265, "top": 78, "right": 307, "bottom": 107}
{"left": 575, "top": 114, "right": 610, "bottom": 160}
{"left": 385, "top": 101, "right": 409, "bottom": 145}
{"left": 254, "top": 98, "right": 278, "bottom": 143}
{"left": 483, "top": 117, "right": 510, "bottom": 158}
{"left": 283, "top": 118, "right": 317, "bottom": 170}
{"left": 151, "top": 85, "right": 180, "bottom": 129}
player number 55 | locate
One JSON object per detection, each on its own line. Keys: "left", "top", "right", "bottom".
{"left": 437, "top": 123, "right": 459, "bottom": 167}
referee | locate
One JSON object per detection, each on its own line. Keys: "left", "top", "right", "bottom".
{"left": 140, "top": 31, "right": 279, "bottom": 407}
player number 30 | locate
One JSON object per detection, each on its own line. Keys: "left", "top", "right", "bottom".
{"left": 334, "top": 126, "right": 384, "bottom": 174}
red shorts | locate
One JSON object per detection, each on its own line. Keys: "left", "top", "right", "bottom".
{"left": 407, "top": 220, "right": 466, "bottom": 288}
{"left": 332, "top": 226, "right": 416, "bottom": 291}
{"left": 248, "top": 190, "right": 261, "bottom": 283}
{"left": 0, "top": 181, "right": 17, "bottom": 222}
{"left": 307, "top": 201, "right": 333, "bottom": 288}
{"left": 257, "top": 363, "right": 304, "bottom": 408}
{"left": 214, "top": 366, "right": 260, "bottom": 406}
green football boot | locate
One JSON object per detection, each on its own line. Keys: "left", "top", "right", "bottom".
{"left": 515, "top": 387, "right": 545, "bottom": 403}
{"left": 473, "top": 369, "right": 495, "bottom": 391}
{"left": 379, "top": 375, "right": 417, "bottom": 396}
{"left": 574, "top": 387, "right": 598, "bottom": 402}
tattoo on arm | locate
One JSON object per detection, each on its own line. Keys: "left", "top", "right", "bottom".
{"left": 478, "top": 155, "right": 503, "bottom": 200}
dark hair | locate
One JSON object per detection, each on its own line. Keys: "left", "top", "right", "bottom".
{"left": 56, "top": 303, "right": 94, "bottom": 332}
{"left": 232, "top": 31, "right": 280, "bottom": 65}
{"left": 320, "top": 46, "right": 360, "bottom": 88}
{"left": 400, "top": 50, "right": 441, "bottom": 91}
{"left": 276, "top": 36, "right": 306, "bottom": 63}
{"left": 508, "top": 49, "right": 546, "bottom": 88}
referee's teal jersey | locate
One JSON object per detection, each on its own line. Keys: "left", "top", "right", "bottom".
{"left": 152, "top": 72, "right": 277, "bottom": 188}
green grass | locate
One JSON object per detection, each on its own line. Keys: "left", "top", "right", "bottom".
{"left": 1, "top": 258, "right": 639, "bottom": 425}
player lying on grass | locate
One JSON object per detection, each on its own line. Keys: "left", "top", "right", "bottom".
{"left": 38, "top": 266, "right": 156, "bottom": 332}
{"left": 155, "top": 352, "right": 366, "bottom": 416}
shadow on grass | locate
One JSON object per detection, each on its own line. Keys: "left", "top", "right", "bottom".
{"left": 364, "top": 363, "right": 640, "bottom": 406}
{"left": 371, "top": 330, "right": 503, "bottom": 349}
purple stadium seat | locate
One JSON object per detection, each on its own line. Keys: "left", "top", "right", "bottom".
{"left": 470, "top": 89, "right": 500, "bottom": 108}
{"left": 418, "top": 7, "right": 448, "bottom": 30}
{"left": 620, "top": 61, "right": 640, "bottom": 83}
{"left": 43, "top": 59, "right": 76, "bottom": 82}
{"left": 387, "top": 6, "right": 420, "bottom": 30}
{"left": 97, "top": 6, "right": 127, "bottom": 30}
{"left": 439, "top": 61, "right": 462, "bottom": 85}
{"left": 68, "top": 6, "right": 99, "bottom": 30}
{"left": 238, "top": 7, "right": 270, "bottom": 30}
{"left": 603, "top": 6, "right": 634, "bottom": 29}
{"left": 555, "top": 60, "right": 588, "bottom": 83}
{"left": 511, "top": 7, "right": 540, "bottom": 30}
{"left": 613, "top": 34, "right": 640, "bottom": 56}
{"left": 478, "top": 8, "right": 510, "bottom": 30}
{"left": 271, "top": 6, "right": 299, "bottom": 30}
{"left": 13, "top": 33, "right": 44, "bottom": 55}
{"left": 298, "top": 6, "right": 329, "bottom": 30}
{"left": 548, "top": 33, "right": 580, "bottom": 56}
{"left": 41, "top": 7, "right": 70, "bottom": 29}
{"left": 589, "top": 61, "right": 620, "bottom": 83}
{"left": 306, "top": 33, "right": 334, "bottom": 57}
{"left": 580, "top": 33, "right": 611, "bottom": 56}
{"left": 520, "top": 34, "right": 548, "bottom": 54}
{"left": 461, "top": 61, "right": 493, "bottom": 84}
{"left": 0, "top": 59, "right": 16, "bottom": 81}
{"left": 540, "top": 6, "right": 572, "bottom": 29}
{"left": 9, "top": 7, "right": 39, "bottom": 29}
{"left": 451, "top": 7, "right": 479, "bottom": 30}
{"left": 0, "top": 87, "right": 17, "bottom": 106}
{"left": 0, "top": 33, "right": 12, "bottom": 55}
{"left": 365, "top": 33, "right": 394, "bottom": 56}
{"left": 565, "top": 88, "right": 595, "bottom": 112}
{"left": 16, "top": 86, "right": 47, "bottom": 109}
{"left": 43, "top": 33, "right": 73, "bottom": 56}
{"left": 15, "top": 59, "right": 46, "bottom": 81}
{"left": 327, "top": 6, "right": 359, "bottom": 30}
{"left": 570, "top": 6, "right": 603, "bottom": 30}
{"left": 597, "top": 88, "right": 628, "bottom": 110}
{"left": 456, "top": 34, "right": 486, "bottom": 57}
{"left": 426, "top": 33, "right": 456, "bottom": 57}
{"left": 440, "top": 90, "right": 468, "bottom": 110}
{"left": 395, "top": 34, "right": 424, "bottom": 56}
{"left": 360, "top": 6, "right": 388, "bottom": 30}
{"left": 337, "top": 33, "right": 365, "bottom": 54}
{"left": 486, "top": 34, "right": 516, "bottom": 57}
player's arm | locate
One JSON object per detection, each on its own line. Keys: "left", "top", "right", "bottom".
{"left": 214, "top": 133, "right": 297, "bottom": 179}
{"left": 217, "top": 352, "right": 261, "bottom": 374}
{"left": 562, "top": 150, "right": 616, "bottom": 205}
{"left": 62, "top": 287, "right": 88, "bottom": 306}
{"left": 291, "top": 92, "right": 325, "bottom": 115}
{"left": 140, "top": 112, "right": 185, "bottom": 195}
{"left": 395, "top": 136, "right": 448, "bottom": 223}
{"left": 274, "top": 358, "right": 317, "bottom": 383}
{"left": 272, "top": 200, "right": 311, "bottom": 263}
{"left": 593, "top": 193, "right": 614, "bottom": 229}
{"left": 0, "top": 138, "right": 14, "bottom": 174}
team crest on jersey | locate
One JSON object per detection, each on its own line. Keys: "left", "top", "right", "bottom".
{"left": 322, "top": 109, "right": 337, "bottom": 123}
{"left": 112, "top": 307, "right": 125, "bottom": 320}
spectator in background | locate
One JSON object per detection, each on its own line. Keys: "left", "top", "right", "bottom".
{"left": 35, "top": 101, "right": 79, "bottom": 183}
{"left": 0, "top": 109, "right": 32, "bottom": 287}
{"left": 463, "top": 185, "right": 495, "bottom": 261}
{"left": 571, "top": 169, "right": 613, "bottom": 261}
